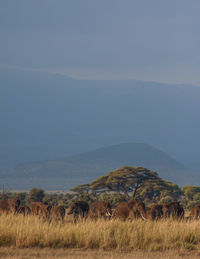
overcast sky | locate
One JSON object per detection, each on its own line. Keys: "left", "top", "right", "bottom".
{"left": 1, "top": 0, "right": 200, "bottom": 85}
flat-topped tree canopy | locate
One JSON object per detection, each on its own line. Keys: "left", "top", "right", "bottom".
{"left": 71, "top": 166, "right": 159, "bottom": 198}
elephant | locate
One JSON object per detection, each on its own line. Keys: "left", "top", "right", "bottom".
{"left": 146, "top": 204, "right": 163, "bottom": 220}
{"left": 30, "top": 202, "right": 44, "bottom": 215}
{"left": 38, "top": 204, "right": 52, "bottom": 220}
{"left": 115, "top": 200, "right": 146, "bottom": 220}
{"left": 114, "top": 201, "right": 130, "bottom": 220}
{"left": 67, "top": 201, "right": 89, "bottom": 222}
{"left": 128, "top": 200, "right": 146, "bottom": 220}
{"left": 190, "top": 204, "right": 200, "bottom": 219}
{"left": 50, "top": 206, "right": 66, "bottom": 221}
{"left": 162, "top": 202, "right": 184, "bottom": 219}
{"left": 0, "top": 198, "right": 20, "bottom": 214}
{"left": 18, "top": 206, "right": 31, "bottom": 216}
{"left": 89, "top": 201, "right": 112, "bottom": 219}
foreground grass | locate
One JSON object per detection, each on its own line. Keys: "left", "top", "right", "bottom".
{"left": 1, "top": 248, "right": 200, "bottom": 259}
{"left": 0, "top": 214, "right": 200, "bottom": 251}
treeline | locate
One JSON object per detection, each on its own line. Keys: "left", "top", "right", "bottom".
{"left": 1, "top": 166, "right": 200, "bottom": 209}
{"left": 1, "top": 185, "right": 200, "bottom": 210}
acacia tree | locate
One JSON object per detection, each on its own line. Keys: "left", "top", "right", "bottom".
{"left": 71, "top": 166, "right": 159, "bottom": 199}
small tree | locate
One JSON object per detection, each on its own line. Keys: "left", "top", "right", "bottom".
{"left": 135, "top": 178, "right": 182, "bottom": 206}
{"left": 181, "top": 185, "right": 200, "bottom": 209}
{"left": 26, "top": 188, "right": 45, "bottom": 204}
{"left": 13, "top": 192, "right": 27, "bottom": 205}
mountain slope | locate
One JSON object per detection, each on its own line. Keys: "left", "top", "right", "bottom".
{"left": 0, "top": 143, "right": 192, "bottom": 190}
{"left": 1, "top": 67, "right": 200, "bottom": 170}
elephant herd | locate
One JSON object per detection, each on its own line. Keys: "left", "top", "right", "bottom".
{"left": 0, "top": 199, "right": 65, "bottom": 221}
{"left": 68, "top": 200, "right": 200, "bottom": 221}
{"left": 1, "top": 198, "right": 200, "bottom": 222}
{"left": 68, "top": 200, "right": 185, "bottom": 221}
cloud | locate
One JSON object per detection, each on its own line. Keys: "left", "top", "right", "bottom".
{"left": 1, "top": 0, "right": 200, "bottom": 84}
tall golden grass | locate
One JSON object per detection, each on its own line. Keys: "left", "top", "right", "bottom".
{"left": 0, "top": 214, "right": 200, "bottom": 251}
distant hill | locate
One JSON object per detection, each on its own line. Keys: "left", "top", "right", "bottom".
{"left": 0, "top": 143, "right": 195, "bottom": 190}
{"left": 1, "top": 67, "right": 200, "bottom": 171}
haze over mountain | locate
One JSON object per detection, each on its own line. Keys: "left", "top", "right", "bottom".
{"left": 0, "top": 143, "right": 193, "bottom": 190}
{"left": 1, "top": 2, "right": 200, "bottom": 192}
{"left": 1, "top": 67, "right": 200, "bottom": 172}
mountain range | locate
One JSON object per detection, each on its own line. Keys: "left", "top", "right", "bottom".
{"left": 1, "top": 67, "right": 200, "bottom": 189}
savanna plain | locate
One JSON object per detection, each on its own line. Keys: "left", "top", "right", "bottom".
{"left": 1, "top": 213, "right": 200, "bottom": 258}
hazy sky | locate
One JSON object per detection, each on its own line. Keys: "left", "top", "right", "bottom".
{"left": 1, "top": 0, "right": 200, "bottom": 85}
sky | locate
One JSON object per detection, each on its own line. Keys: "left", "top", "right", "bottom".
{"left": 1, "top": 0, "right": 200, "bottom": 85}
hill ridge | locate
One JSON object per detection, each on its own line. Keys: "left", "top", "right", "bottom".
{"left": 0, "top": 143, "right": 191, "bottom": 190}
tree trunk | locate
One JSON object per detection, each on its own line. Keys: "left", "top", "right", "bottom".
{"left": 132, "top": 180, "right": 140, "bottom": 198}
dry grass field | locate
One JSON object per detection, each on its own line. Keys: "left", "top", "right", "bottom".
{"left": 1, "top": 247, "right": 200, "bottom": 259}
{"left": 1, "top": 213, "right": 200, "bottom": 258}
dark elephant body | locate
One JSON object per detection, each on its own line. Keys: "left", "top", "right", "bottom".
{"left": 18, "top": 206, "right": 31, "bottom": 216}
{"left": 68, "top": 201, "right": 89, "bottom": 222}
{"left": 162, "top": 202, "right": 184, "bottom": 219}
{"left": 147, "top": 204, "right": 163, "bottom": 220}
